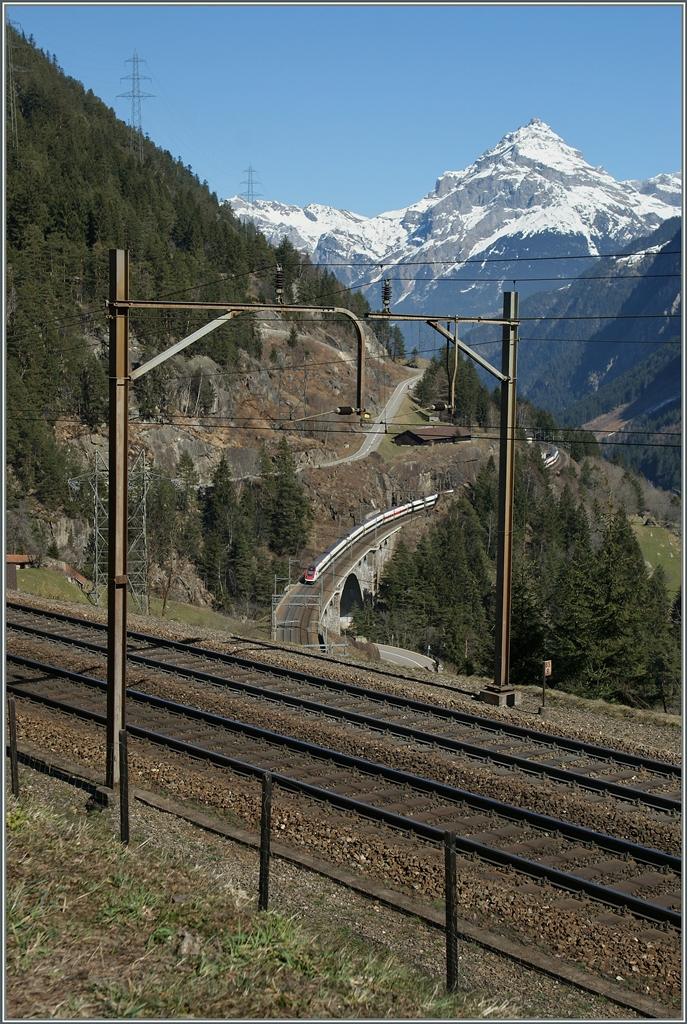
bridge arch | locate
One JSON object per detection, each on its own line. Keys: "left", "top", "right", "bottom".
{"left": 340, "top": 573, "right": 364, "bottom": 616}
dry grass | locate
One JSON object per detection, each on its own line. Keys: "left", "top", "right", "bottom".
{"left": 517, "top": 683, "right": 682, "bottom": 729}
{"left": 6, "top": 772, "right": 511, "bottom": 1020}
{"left": 13, "top": 569, "right": 269, "bottom": 638}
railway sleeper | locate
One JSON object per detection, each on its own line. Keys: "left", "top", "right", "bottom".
{"left": 8, "top": 617, "right": 682, "bottom": 818}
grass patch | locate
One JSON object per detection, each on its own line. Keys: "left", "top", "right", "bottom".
{"left": 146, "top": 596, "right": 257, "bottom": 635}
{"left": 6, "top": 776, "right": 507, "bottom": 1019}
{"left": 16, "top": 568, "right": 91, "bottom": 605}
{"left": 518, "top": 683, "right": 682, "bottom": 727}
{"left": 631, "top": 521, "right": 681, "bottom": 597}
{"left": 14, "top": 566, "right": 269, "bottom": 637}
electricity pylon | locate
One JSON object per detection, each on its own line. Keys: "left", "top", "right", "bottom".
{"left": 117, "top": 51, "right": 154, "bottom": 162}
{"left": 240, "top": 164, "right": 262, "bottom": 203}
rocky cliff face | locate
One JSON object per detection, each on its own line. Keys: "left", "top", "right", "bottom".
{"left": 58, "top": 309, "right": 407, "bottom": 490}
{"left": 299, "top": 440, "right": 492, "bottom": 562}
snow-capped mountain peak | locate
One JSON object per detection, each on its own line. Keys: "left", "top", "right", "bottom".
{"left": 224, "top": 120, "right": 680, "bottom": 314}
{"left": 465, "top": 118, "right": 586, "bottom": 175}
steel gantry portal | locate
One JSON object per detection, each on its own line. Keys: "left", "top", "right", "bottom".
{"left": 105, "top": 248, "right": 520, "bottom": 784}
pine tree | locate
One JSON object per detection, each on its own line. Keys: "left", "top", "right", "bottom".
{"left": 203, "top": 456, "right": 240, "bottom": 546}
{"left": 232, "top": 528, "right": 255, "bottom": 606}
{"left": 509, "top": 557, "right": 547, "bottom": 687}
{"left": 201, "top": 456, "right": 240, "bottom": 606}
{"left": 270, "top": 438, "right": 312, "bottom": 555}
{"left": 176, "top": 450, "right": 199, "bottom": 511}
{"left": 589, "top": 511, "right": 651, "bottom": 701}
{"left": 470, "top": 456, "right": 499, "bottom": 556}
{"left": 253, "top": 548, "right": 276, "bottom": 606}
{"left": 256, "top": 448, "right": 276, "bottom": 543}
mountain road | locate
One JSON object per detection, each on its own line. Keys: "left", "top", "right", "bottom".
{"left": 318, "top": 370, "right": 423, "bottom": 468}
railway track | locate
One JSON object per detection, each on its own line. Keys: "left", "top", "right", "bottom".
{"left": 6, "top": 603, "right": 681, "bottom": 817}
{"left": 6, "top": 652, "right": 682, "bottom": 932}
{"left": 9, "top": 600, "right": 476, "bottom": 696}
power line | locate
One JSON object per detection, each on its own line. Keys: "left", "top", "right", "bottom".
{"left": 310, "top": 249, "right": 681, "bottom": 267}
{"left": 6, "top": 20, "right": 30, "bottom": 151}
{"left": 118, "top": 421, "right": 680, "bottom": 449}
{"left": 519, "top": 337, "right": 680, "bottom": 345}
{"left": 118, "top": 312, "right": 683, "bottom": 324}
{"left": 8, "top": 314, "right": 680, "bottom": 349}
{"left": 518, "top": 314, "right": 680, "bottom": 321}
{"left": 458, "top": 338, "right": 682, "bottom": 349}
{"left": 119, "top": 412, "right": 678, "bottom": 442}
{"left": 10, "top": 409, "right": 680, "bottom": 450}
{"left": 6, "top": 247, "right": 679, "bottom": 343}
{"left": 136, "top": 340, "right": 679, "bottom": 391}
{"left": 383, "top": 273, "right": 681, "bottom": 282}
{"left": 15, "top": 407, "right": 679, "bottom": 438}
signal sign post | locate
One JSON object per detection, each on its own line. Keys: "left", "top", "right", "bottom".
{"left": 104, "top": 250, "right": 370, "bottom": 785}
{"left": 541, "top": 659, "right": 552, "bottom": 712}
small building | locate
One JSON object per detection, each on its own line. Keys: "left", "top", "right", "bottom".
{"left": 6, "top": 553, "right": 37, "bottom": 591}
{"left": 6, "top": 553, "right": 37, "bottom": 567}
{"left": 392, "top": 426, "right": 471, "bottom": 447}
{"left": 64, "top": 564, "right": 90, "bottom": 591}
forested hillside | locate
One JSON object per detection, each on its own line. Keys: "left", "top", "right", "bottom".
{"left": 138, "top": 439, "right": 312, "bottom": 617}
{"left": 5, "top": 26, "right": 368, "bottom": 512}
{"left": 354, "top": 449, "right": 680, "bottom": 708}
{"left": 413, "top": 351, "right": 601, "bottom": 463}
{"left": 559, "top": 342, "right": 681, "bottom": 491}
{"left": 515, "top": 220, "right": 681, "bottom": 410}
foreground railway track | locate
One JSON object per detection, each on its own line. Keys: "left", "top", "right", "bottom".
{"left": 6, "top": 603, "right": 681, "bottom": 817}
{"left": 6, "top": 653, "right": 682, "bottom": 933}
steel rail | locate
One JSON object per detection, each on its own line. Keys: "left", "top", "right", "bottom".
{"left": 10, "top": 619, "right": 679, "bottom": 812}
{"left": 6, "top": 654, "right": 681, "bottom": 928}
{"left": 8, "top": 604, "right": 679, "bottom": 776}
{"left": 7, "top": 601, "right": 480, "bottom": 696}
{"left": 227, "top": 634, "right": 478, "bottom": 695}
{"left": 7, "top": 612, "right": 681, "bottom": 810}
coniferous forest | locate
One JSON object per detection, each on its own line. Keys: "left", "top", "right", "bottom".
{"left": 5, "top": 27, "right": 356, "bottom": 600}
{"left": 137, "top": 439, "right": 312, "bottom": 618}
{"left": 354, "top": 446, "right": 681, "bottom": 709}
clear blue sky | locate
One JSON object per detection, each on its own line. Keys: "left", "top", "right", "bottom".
{"left": 6, "top": 4, "right": 683, "bottom": 217}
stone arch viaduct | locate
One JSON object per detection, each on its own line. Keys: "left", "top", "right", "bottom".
{"left": 272, "top": 506, "right": 435, "bottom": 650}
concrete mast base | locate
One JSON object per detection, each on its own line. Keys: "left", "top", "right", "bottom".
{"left": 479, "top": 687, "right": 520, "bottom": 707}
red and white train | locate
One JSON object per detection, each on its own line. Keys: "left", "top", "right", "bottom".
{"left": 304, "top": 493, "right": 446, "bottom": 584}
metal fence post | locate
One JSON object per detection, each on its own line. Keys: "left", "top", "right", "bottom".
{"left": 259, "top": 772, "right": 273, "bottom": 910}
{"left": 8, "top": 696, "right": 19, "bottom": 799}
{"left": 445, "top": 830, "right": 458, "bottom": 992}
{"left": 119, "top": 728, "right": 129, "bottom": 844}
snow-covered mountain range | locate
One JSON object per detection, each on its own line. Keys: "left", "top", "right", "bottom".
{"left": 224, "top": 120, "right": 680, "bottom": 315}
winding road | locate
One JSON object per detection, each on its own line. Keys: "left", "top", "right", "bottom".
{"left": 319, "top": 370, "right": 423, "bottom": 468}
